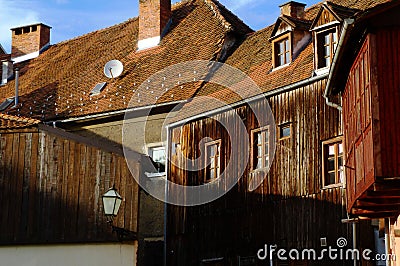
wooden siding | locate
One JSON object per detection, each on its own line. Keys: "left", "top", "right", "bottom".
{"left": 0, "top": 128, "right": 139, "bottom": 244}
{"left": 376, "top": 28, "right": 400, "bottom": 177}
{"left": 167, "top": 79, "right": 375, "bottom": 265}
{"left": 344, "top": 30, "right": 400, "bottom": 217}
{"left": 343, "top": 34, "right": 376, "bottom": 213}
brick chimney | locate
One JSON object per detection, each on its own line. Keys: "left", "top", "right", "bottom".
{"left": 138, "top": 0, "right": 171, "bottom": 51}
{"left": 11, "top": 23, "right": 51, "bottom": 62}
{"left": 279, "top": 1, "right": 306, "bottom": 19}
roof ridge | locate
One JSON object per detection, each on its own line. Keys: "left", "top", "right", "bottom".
{"left": 203, "top": 0, "right": 234, "bottom": 31}
{"left": 54, "top": 17, "right": 137, "bottom": 47}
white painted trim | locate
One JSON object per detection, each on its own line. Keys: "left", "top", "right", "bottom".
{"left": 311, "top": 21, "right": 340, "bottom": 31}
{"left": 11, "top": 42, "right": 50, "bottom": 63}
{"left": 314, "top": 67, "right": 330, "bottom": 76}
{"left": 137, "top": 36, "right": 160, "bottom": 51}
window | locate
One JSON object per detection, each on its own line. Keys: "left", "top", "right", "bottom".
{"left": 275, "top": 37, "right": 291, "bottom": 67}
{"left": 251, "top": 127, "right": 270, "bottom": 170}
{"left": 149, "top": 146, "right": 166, "bottom": 173}
{"left": 279, "top": 123, "right": 291, "bottom": 140}
{"left": 205, "top": 140, "right": 221, "bottom": 182}
{"left": 317, "top": 29, "right": 338, "bottom": 69}
{"left": 322, "top": 138, "right": 343, "bottom": 187}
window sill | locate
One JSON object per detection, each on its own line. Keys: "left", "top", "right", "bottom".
{"left": 321, "top": 183, "right": 343, "bottom": 190}
{"left": 271, "top": 63, "right": 290, "bottom": 72}
{"left": 250, "top": 168, "right": 269, "bottom": 174}
{"left": 145, "top": 172, "right": 166, "bottom": 179}
{"left": 314, "top": 67, "right": 330, "bottom": 76}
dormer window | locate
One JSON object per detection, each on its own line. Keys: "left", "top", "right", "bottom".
{"left": 275, "top": 36, "right": 291, "bottom": 67}
{"left": 270, "top": 2, "right": 311, "bottom": 70}
{"left": 311, "top": 2, "right": 358, "bottom": 72}
{"left": 316, "top": 28, "right": 338, "bottom": 69}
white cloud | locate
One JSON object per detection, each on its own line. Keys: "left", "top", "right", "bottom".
{"left": 0, "top": 0, "right": 40, "bottom": 53}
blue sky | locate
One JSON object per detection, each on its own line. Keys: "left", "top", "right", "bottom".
{"left": 0, "top": 0, "right": 320, "bottom": 53}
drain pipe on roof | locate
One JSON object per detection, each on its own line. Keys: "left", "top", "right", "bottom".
{"left": 14, "top": 67, "right": 19, "bottom": 107}
{"left": 323, "top": 18, "right": 355, "bottom": 111}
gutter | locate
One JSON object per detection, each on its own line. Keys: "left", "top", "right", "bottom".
{"left": 167, "top": 73, "right": 328, "bottom": 129}
{"left": 48, "top": 99, "right": 188, "bottom": 125}
{"left": 323, "top": 18, "right": 355, "bottom": 111}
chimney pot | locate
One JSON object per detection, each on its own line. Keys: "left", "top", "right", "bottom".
{"left": 279, "top": 1, "right": 306, "bottom": 19}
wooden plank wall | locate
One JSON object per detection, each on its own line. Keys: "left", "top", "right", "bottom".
{"left": 376, "top": 28, "right": 400, "bottom": 178}
{"left": 167, "top": 79, "right": 375, "bottom": 265}
{"left": 342, "top": 34, "right": 376, "bottom": 211}
{"left": 0, "top": 128, "right": 139, "bottom": 244}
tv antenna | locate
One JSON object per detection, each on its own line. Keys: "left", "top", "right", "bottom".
{"left": 104, "top": 60, "right": 124, "bottom": 79}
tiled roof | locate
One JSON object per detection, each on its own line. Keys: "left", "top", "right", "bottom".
{"left": 0, "top": 0, "right": 252, "bottom": 121}
{"left": 168, "top": 0, "right": 395, "bottom": 123}
{"left": 0, "top": 113, "right": 40, "bottom": 129}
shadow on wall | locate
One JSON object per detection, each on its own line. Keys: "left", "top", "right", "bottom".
{"left": 167, "top": 188, "right": 376, "bottom": 266}
{"left": 0, "top": 129, "right": 139, "bottom": 244}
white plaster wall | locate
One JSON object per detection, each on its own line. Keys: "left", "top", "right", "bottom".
{"left": 0, "top": 243, "right": 137, "bottom": 266}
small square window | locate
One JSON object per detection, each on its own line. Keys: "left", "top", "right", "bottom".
{"left": 205, "top": 140, "right": 221, "bottom": 182}
{"left": 279, "top": 123, "right": 291, "bottom": 140}
{"left": 31, "top": 25, "right": 38, "bottom": 32}
{"left": 322, "top": 138, "right": 343, "bottom": 187}
{"left": 149, "top": 146, "right": 166, "bottom": 173}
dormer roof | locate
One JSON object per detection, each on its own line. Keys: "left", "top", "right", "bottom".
{"left": 270, "top": 15, "right": 312, "bottom": 40}
{"left": 310, "top": 1, "right": 359, "bottom": 30}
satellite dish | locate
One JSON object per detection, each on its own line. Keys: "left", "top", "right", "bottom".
{"left": 104, "top": 60, "right": 124, "bottom": 78}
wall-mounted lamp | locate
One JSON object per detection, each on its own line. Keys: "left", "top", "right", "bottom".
{"left": 102, "top": 186, "right": 136, "bottom": 241}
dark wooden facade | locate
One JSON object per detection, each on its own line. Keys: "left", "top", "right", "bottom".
{"left": 0, "top": 125, "right": 139, "bottom": 244}
{"left": 167, "top": 79, "right": 375, "bottom": 265}
{"left": 343, "top": 29, "right": 400, "bottom": 218}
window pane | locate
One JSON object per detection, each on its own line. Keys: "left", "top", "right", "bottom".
{"left": 257, "top": 132, "right": 262, "bottom": 143}
{"left": 326, "top": 172, "right": 336, "bottom": 185}
{"left": 325, "top": 46, "right": 330, "bottom": 57}
{"left": 285, "top": 39, "right": 289, "bottom": 51}
{"left": 279, "top": 41, "right": 284, "bottom": 53}
{"left": 325, "top": 57, "right": 330, "bottom": 67}
{"left": 209, "top": 145, "right": 215, "bottom": 156}
{"left": 338, "top": 156, "right": 343, "bottom": 169}
{"left": 328, "top": 145, "right": 335, "bottom": 155}
{"left": 280, "top": 125, "right": 291, "bottom": 138}
{"left": 152, "top": 147, "right": 165, "bottom": 163}
{"left": 285, "top": 52, "right": 290, "bottom": 64}
{"left": 210, "top": 170, "right": 215, "bottom": 180}
{"left": 257, "top": 158, "right": 262, "bottom": 169}
{"left": 210, "top": 157, "right": 215, "bottom": 168}
{"left": 324, "top": 34, "right": 330, "bottom": 45}
{"left": 327, "top": 158, "right": 335, "bottom": 171}
{"left": 279, "top": 54, "right": 284, "bottom": 66}
{"left": 257, "top": 146, "right": 262, "bottom": 157}
{"left": 339, "top": 143, "right": 343, "bottom": 154}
